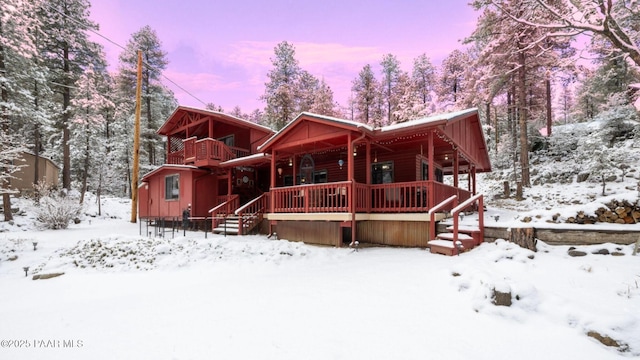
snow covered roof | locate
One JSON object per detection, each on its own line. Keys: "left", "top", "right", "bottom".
{"left": 380, "top": 108, "right": 478, "bottom": 133}
{"left": 158, "top": 106, "right": 274, "bottom": 136}
{"left": 140, "top": 164, "right": 204, "bottom": 182}
{"left": 219, "top": 153, "right": 271, "bottom": 167}
{"left": 257, "top": 112, "right": 374, "bottom": 152}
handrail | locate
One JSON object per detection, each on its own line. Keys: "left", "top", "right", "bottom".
{"left": 235, "top": 193, "right": 265, "bottom": 216}
{"left": 450, "top": 193, "right": 484, "bottom": 255}
{"left": 208, "top": 195, "right": 239, "bottom": 229}
{"left": 428, "top": 195, "right": 458, "bottom": 243}
{"left": 235, "top": 193, "right": 268, "bottom": 235}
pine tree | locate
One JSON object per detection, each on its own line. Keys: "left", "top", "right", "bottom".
{"left": 352, "top": 64, "right": 381, "bottom": 126}
{"left": 296, "top": 70, "right": 319, "bottom": 114}
{"left": 436, "top": 49, "right": 472, "bottom": 110}
{"left": 70, "top": 60, "right": 114, "bottom": 204}
{"left": 479, "top": 0, "right": 640, "bottom": 68}
{"left": 309, "top": 79, "right": 339, "bottom": 117}
{"left": 380, "top": 54, "right": 401, "bottom": 125}
{"left": 262, "top": 41, "right": 301, "bottom": 130}
{"left": 117, "top": 25, "right": 171, "bottom": 167}
{"left": 411, "top": 54, "right": 436, "bottom": 112}
{"left": 39, "top": 0, "right": 100, "bottom": 190}
{"left": 0, "top": 0, "right": 43, "bottom": 220}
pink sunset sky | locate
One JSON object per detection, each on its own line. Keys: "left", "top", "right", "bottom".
{"left": 89, "top": 0, "right": 479, "bottom": 113}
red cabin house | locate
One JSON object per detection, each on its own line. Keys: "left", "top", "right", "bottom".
{"left": 140, "top": 106, "right": 491, "bottom": 251}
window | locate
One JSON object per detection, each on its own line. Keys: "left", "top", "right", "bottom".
{"left": 422, "top": 161, "right": 443, "bottom": 182}
{"left": 313, "top": 170, "right": 328, "bottom": 184}
{"left": 165, "top": 174, "right": 179, "bottom": 200}
{"left": 217, "top": 135, "right": 234, "bottom": 147}
{"left": 372, "top": 162, "right": 393, "bottom": 184}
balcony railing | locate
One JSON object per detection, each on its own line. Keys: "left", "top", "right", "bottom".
{"left": 270, "top": 180, "right": 472, "bottom": 214}
{"left": 177, "top": 137, "right": 247, "bottom": 166}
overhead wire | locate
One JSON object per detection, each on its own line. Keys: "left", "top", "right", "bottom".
{"left": 39, "top": 2, "right": 208, "bottom": 107}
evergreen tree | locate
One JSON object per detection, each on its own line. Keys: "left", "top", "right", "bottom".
{"left": 436, "top": 49, "right": 472, "bottom": 110}
{"left": 38, "top": 0, "right": 100, "bottom": 190}
{"left": 262, "top": 41, "right": 301, "bottom": 130}
{"left": 117, "top": 25, "right": 171, "bottom": 167}
{"left": 296, "top": 70, "right": 319, "bottom": 114}
{"left": 309, "top": 79, "right": 339, "bottom": 117}
{"left": 380, "top": 54, "right": 402, "bottom": 125}
{"left": 70, "top": 60, "right": 113, "bottom": 204}
{"left": 0, "top": 0, "right": 44, "bottom": 220}
{"left": 352, "top": 64, "right": 381, "bottom": 125}
{"left": 411, "top": 54, "right": 436, "bottom": 112}
{"left": 479, "top": 0, "right": 640, "bottom": 69}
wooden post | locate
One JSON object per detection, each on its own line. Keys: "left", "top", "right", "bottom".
{"left": 130, "top": 50, "right": 142, "bottom": 223}
{"left": 453, "top": 148, "right": 459, "bottom": 188}
{"left": 428, "top": 131, "right": 435, "bottom": 209}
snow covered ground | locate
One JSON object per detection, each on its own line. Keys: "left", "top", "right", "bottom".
{"left": 1, "top": 194, "right": 638, "bottom": 360}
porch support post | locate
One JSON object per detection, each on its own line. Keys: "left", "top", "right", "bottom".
{"left": 167, "top": 135, "right": 171, "bottom": 162}
{"left": 348, "top": 133, "right": 356, "bottom": 247}
{"left": 365, "top": 140, "right": 371, "bottom": 185}
{"left": 227, "top": 170, "right": 232, "bottom": 195}
{"left": 472, "top": 165, "right": 477, "bottom": 195}
{"left": 208, "top": 118, "right": 214, "bottom": 138}
{"left": 428, "top": 130, "right": 435, "bottom": 209}
{"left": 292, "top": 154, "right": 297, "bottom": 185}
{"left": 270, "top": 150, "right": 276, "bottom": 212}
{"left": 453, "top": 148, "right": 459, "bottom": 188}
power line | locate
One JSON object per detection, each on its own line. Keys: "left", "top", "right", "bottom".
{"left": 39, "top": 2, "right": 208, "bottom": 107}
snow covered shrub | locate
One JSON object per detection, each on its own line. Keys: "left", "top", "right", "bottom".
{"left": 33, "top": 182, "right": 83, "bottom": 229}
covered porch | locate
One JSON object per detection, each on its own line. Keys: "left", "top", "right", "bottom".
{"left": 255, "top": 110, "right": 490, "bottom": 247}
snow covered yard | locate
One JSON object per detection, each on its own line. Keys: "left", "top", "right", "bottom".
{"left": 0, "top": 197, "right": 638, "bottom": 359}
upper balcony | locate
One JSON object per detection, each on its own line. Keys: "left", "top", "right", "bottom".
{"left": 167, "top": 137, "right": 250, "bottom": 167}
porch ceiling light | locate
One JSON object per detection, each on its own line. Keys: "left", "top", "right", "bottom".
{"left": 353, "top": 146, "right": 357, "bottom": 157}
{"left": 288, "top": 157, "right": 293, "bottom": 166}
{"left": 277, "top": 167, "right": 283, "bottom": 176}
{"left": 338, "top": 159, "right": 344, "bottom": 169}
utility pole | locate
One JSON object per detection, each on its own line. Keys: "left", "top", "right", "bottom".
{"left": 130, "top": 50, "right": 142, "bottom": 223}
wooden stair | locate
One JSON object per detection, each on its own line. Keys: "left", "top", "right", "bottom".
{"left": 427, "top": 194, "right": 485, "bottom": 256}
{"left": 213, "top": 216, "right": 243, "bottom": 235}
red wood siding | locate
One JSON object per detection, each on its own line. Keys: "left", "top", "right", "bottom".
{"left": 276, "top": 220, "right": 341, "bottom": 246}
{"left": 357, "top": 221, "right": 432, "bottom": 247}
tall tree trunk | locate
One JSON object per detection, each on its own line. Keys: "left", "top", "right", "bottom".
{"left": 518, "top": 50, "right": 531, "bottom": 187}
{"left": 545, "top": 75, "right": 552, "bottom": 136}
{"left": 33, "top": 85, "right": 40, "bottom": 186}
{"left": 493, "top": 105, "right": 499, "bottom": 152}
{"left": 0, "top": 28, "right": 14, "bottom": 222}
{"left": 62, "top": 42, "right": 71, "bottom": 190}
{"left": 79, "top": 122, "right": 89, "bottom": 204}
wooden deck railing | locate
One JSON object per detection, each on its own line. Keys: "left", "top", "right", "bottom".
{"left": 167, "top": 151, "right": 184, "bottom": 164}
{"left": 270, "top": 180, "right": 472, "bottom": 214}
{"left": 183, "top": 137, "right": 197, "bottom": 163}
{"left": 271, "top": 181, "right": 351, "bottom": 213}
{"left": 172, "top": 137, "right": 248, "bottom": 165}
{"left": 235, "top": 193, "right": 268, "bottom": 235}
{"left": 208, "top": 194, "right": 239, "bottom": 228}
{"left": 196, "top": 138, "right": 236, "bottom": 163}
{"left": 449, "top": 193, "right": 484, "bottom": 255}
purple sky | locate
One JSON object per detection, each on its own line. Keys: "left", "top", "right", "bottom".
{"left": 89, "top": 0, "right": 478, "bottom": 113}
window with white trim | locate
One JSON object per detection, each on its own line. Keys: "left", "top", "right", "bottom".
{"left": 165, "top": 174, "right": 179, "bottom": 200}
